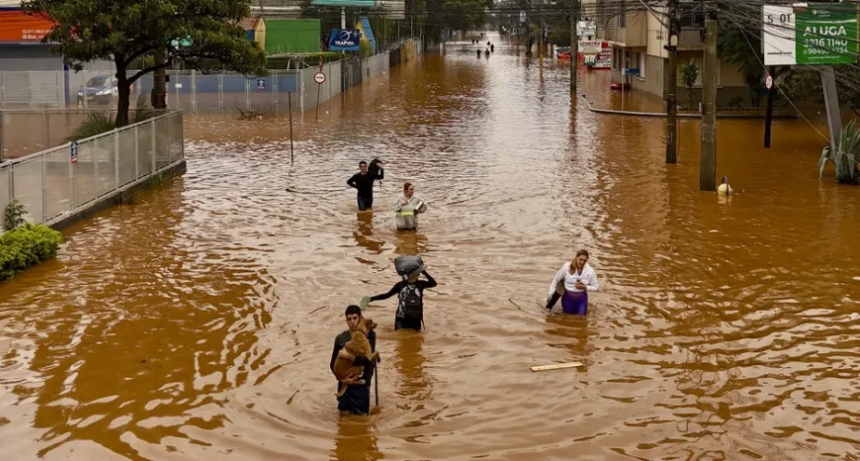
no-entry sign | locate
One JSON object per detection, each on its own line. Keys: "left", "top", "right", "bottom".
{"left": 314, "top": 72, "right": 326, "bottom": 84}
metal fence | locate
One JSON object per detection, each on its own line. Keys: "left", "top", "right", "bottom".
{"left": 1, "top": 109, "right": 151, "bottom": 161}
{"left": 0, "top": 110, "right": 184, "bottom": 230}
{"left": 0, "top": 39, "right": 423, "bottom": 114}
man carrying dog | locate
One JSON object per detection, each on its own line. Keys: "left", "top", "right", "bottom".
{"left": 330, "top": 305, "right": 378, "bottom": 416}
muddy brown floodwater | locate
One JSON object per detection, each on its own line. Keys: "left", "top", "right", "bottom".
{"left": 2, "top": 35, "right": 860, "bottom": 461}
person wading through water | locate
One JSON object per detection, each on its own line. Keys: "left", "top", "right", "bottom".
{"left": 394, "top": 182, "right": 427, "bottom": 231}
{"left": 330, "top": 305, "right": 380, "bottom": 416}
{"left": 347, "top": 161, "right": 382, "bottom": 211}
{"left": 546, "top": 249, "right": 600, "bottom": 315}
{"left": 368, "top": 267, "right": 437, "bottom": 331}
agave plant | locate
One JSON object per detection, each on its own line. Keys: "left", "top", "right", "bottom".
{"left": 819, "top": 119, "right": 860, "bottom": 184}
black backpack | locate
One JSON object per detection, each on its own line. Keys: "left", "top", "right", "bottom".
{"left": 400, "top": 283, "right": 423, "bottom": 321}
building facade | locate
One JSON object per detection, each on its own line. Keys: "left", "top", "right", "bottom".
{"left": 584, "top": 0, "right": 749, "bottom": 107}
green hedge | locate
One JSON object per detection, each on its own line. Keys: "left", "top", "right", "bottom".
{"left": 267, "top": 52, "right": 343, "bottom": 69}
{"left": 0, "top": 223, "right": 64, "bottom": 282}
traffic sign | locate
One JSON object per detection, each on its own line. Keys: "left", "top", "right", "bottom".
{"left": 765, "top": 74, "right": 773, "bottom": 90}
{"left": 314, "top": 72, "right": 326, "bottom": 84}
{"left": 257, "top": 78, "right": 266, "bottom": 91}
{"left": 70, "top": 141, "right": 78, "bottom": 164}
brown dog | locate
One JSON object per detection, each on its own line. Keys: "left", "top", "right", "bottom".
{"left": 333, "top": 317, "right": 378, "bottom": 397}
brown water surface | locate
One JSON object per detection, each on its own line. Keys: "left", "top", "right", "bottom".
{"left": 2, "top": 36, "right": 860, "bottom": 460}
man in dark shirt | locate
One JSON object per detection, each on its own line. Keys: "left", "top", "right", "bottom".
{"left": 330, "top": 305, "right": 378, "bottom": 416}
{"left": 347, "top": 161, "right": 381, "bottom": 211}
{"left": 368, "top": 269, "right": 437, "bottom": 331}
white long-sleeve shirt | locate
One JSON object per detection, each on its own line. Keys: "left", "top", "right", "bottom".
{"left": 548, "top": 262, "right": 599, "bottom": 297}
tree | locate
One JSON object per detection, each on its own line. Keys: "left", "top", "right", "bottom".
{"left": 718, "top": 22, "right": 766, "bottom": 107}
{"left": 783, "top": 66, "right": 860, "bottom": 117}
{"left": 679, "top": 60, "right": 699, "bottom": 109}
{"left": 23, "top": 0, "right": 267, "bottom": 127}
{"left": 406, "top": 0, "right": 493, "bottom": 45}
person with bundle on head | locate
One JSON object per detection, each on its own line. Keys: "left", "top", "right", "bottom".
{"left": 365, "top": 256, "right": 437, "bottom": 331}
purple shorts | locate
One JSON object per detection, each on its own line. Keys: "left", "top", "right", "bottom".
{"left": 561, "top": 291, "right": 589, "bottom": 316}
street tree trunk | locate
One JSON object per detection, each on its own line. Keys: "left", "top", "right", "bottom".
{"left": 152, "top": 47, "right": 167, "bottom": 110}
{"left": 115, "top": 64, "right": 131, "bottom": 128}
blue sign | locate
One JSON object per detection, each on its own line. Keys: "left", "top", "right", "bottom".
{"left": 70, "top": 141, "right": 78, "bottom": 164}
{"left": 624, "top": 68, "right": 641, "bottom": 76}
{"left": 257, "top": 79, "right": 266, "bottom": 91}
{"left": 328, "top": 29, "right": 361, "bottom": 51}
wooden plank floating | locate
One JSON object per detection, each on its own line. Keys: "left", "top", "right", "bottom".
{"left": 530, "top": 362, "right": 583, "bottom": 372}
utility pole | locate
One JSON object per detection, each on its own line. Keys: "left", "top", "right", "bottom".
{"left": 570, "top": 0, "right": 579, "bottom": 93}
{"left": 665, "top": 0, "right": 679, "bottom": 163}
{"left": 700, "top": 2, "right": 717, "bottom": 191}
{"left": 763, "top": 67, "right": 775, "bottom": 148}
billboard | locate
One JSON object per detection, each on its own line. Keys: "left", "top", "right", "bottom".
{"left": 0, "top": 10, "right": 55, "bottom": 42}
{"left": 579, "top": 40, "right": 601, "bottom": 54}
{"left": 581, "top": 41, "right": 611, "bottom": 69}
{"left": 763, "top": 3, "right": 859, "bottom": 65}
{"left": 577, "top": 21, "right": 596, "bottom": 37}
{"left": 328, "top": 28, "right": 361, "bottom": 51}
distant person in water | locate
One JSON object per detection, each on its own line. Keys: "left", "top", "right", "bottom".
{"left": 368, "top": 268, "right": 437, "bottom": 331}
{"left": 546, "top": 250, "right": 599, "bottom": 315}
{"left": 718, "top": 176, "right": 733, "bottom": 195}
{"left": 394, "top": 182, "right": 427, "bottom": 231}
{"left": 347, "top": 161, "right": 382, "bottom": 211}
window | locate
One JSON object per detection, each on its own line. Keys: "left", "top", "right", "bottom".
{"left": 618, "top": 0, "right": 627, "bottom": 28}
{"left": 690, "top": 57, "right": 722, "bottom": 86}
{"left": 680, "top": 5, "right": 704, "bottom": 28}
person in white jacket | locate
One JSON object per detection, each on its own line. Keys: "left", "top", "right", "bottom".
{"left": 394, "top": 182, "right": 427, "bottom": 231}
{"left": 546, "top": 249, "right": 599, "bottom": 315}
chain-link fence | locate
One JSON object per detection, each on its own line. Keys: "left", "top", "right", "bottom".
{"left": 0, "top": 110, "right": 184, "bottom": 231}
{"left": 0, "top": 39, "right": 423, "bottom": 115}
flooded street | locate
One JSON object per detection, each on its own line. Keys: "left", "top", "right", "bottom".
{"left": 2, "top": 36, "right": 860, "bottom": 460}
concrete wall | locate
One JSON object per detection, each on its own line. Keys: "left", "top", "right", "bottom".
{"left": 606, "top": 11, "right": 647, "bottom": 47}
{"left": 646, "top": 7, "right": 669, "bottom": 60}
{"left": 361, "top": 53, "right": 389, "bottom": 79}
{"left": 630, "top": 54, "right": 666, "bottom": 97}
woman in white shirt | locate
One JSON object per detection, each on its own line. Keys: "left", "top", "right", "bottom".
{"left": 546, "top": 249, "right": 599, "bottom": 315}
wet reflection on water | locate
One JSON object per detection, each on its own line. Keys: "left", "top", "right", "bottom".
{"left": 1, "top": 34, "right": 860, "bottom": 460}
